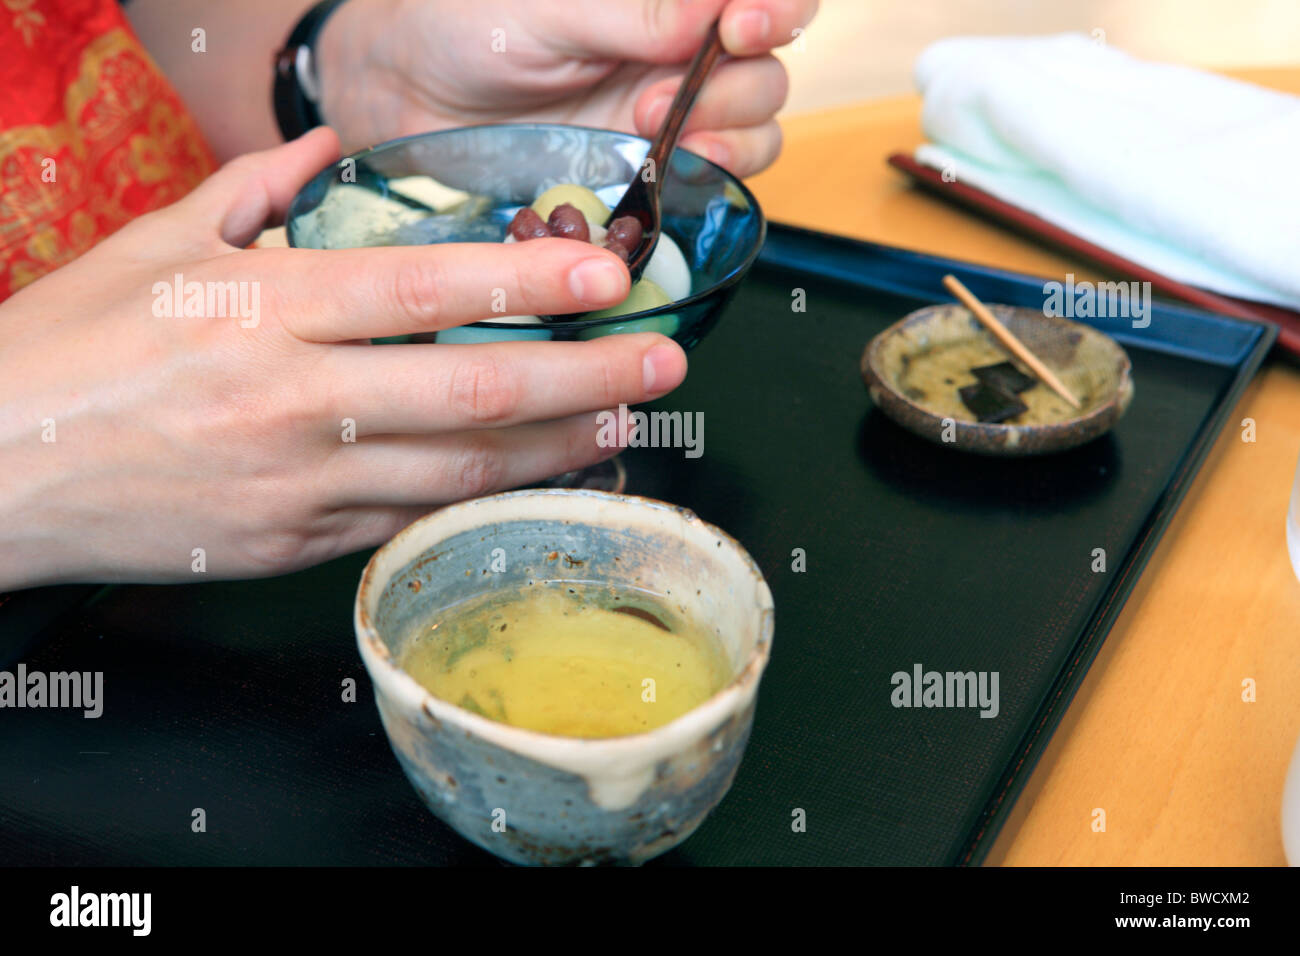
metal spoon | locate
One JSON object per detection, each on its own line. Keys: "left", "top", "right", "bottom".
{"left": 606, "top": 18, "right": 726, "bottom": 282}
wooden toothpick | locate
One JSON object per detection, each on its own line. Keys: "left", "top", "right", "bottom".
{"left": 942, "top": 274, "right": 1081, "bottom": 409}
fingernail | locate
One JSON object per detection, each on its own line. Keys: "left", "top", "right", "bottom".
{"left": 569, "top": 257, "right": 627, "bottom": 305}
{"left": 726, "top": 8, "right": 771, "bottom": 49}
{"left": 643, "top": 343, "right": 682, "bottom": 394}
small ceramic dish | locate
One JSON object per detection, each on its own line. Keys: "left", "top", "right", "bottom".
{"left": 861, "top": 302, "right": 1134, "bottom": 455}
{"left": 354, "top": 489, "right": 774, "bottom": 866}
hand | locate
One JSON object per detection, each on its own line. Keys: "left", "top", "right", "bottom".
{"left": 316, "top": 0, "right": 818, "bottom": 177}
{"left": 0, "top": 129, "right": 686, "bottom": 589}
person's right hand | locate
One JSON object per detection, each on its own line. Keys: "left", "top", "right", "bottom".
{"left": 0, "top": 128, "right": 686, "bottom": 590}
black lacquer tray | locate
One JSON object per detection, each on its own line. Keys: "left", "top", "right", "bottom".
{"left": 0, "top": 224, "right": 1274, "bottom": 865}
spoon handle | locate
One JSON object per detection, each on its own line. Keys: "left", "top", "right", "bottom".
{"left": 646, "top": 20, "right": 725, "bottom": 173}
{"left": 593, "top": 17, "right": 724, "bottom": 294}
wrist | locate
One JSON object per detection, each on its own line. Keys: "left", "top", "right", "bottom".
{"left": 314, "top": 0, "right": 414, "bottom": 151}
{"left": 274, "top": 0, "right": 355, "bottom": 141}
{"left": 312, "top": 1, "right": 356, "bottom": 130}
{"left": 0, "top": 437, "right": 77, "bottom": 590}
{"left": 0, "top": 308, "right": 97, "bottom": 590}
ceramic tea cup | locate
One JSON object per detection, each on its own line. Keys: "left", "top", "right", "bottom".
{"left": 354, "top": 489, "right": 774, "bottom": 865}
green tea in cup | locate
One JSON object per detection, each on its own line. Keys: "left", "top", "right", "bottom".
{"left": 398, "top": 583, "right": 729, "bottom": 738}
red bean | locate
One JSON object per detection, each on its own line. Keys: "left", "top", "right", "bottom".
{"left": 603, "top": 239, "right": 631, "bottom": 263}
{"left": 508, "top": 207, "right": 550, "bottom": 241}
{"left": 606, "top": 216, "right": 643, "bottom": 251}
{"left": 546, "top": 203, "right": 590, "bottom": 242}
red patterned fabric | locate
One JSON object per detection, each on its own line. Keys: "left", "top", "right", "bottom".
{"left": 0, "top": 0, "right": 216, "bottom": 298}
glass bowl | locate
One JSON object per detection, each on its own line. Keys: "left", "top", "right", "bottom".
{"left": 286, "top": 123, "right": 766, "bottom": 350}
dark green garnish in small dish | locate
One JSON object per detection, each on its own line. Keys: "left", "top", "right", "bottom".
{"left": 971, "top": 361, "right": 1036, "bottom": 394}
{"left": 958, "top": 383, "right": 1027, "bottom": 423}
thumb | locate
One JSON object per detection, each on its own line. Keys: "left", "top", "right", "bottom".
{"left": 179, "top": 126, "right": 341, "bottom": 248}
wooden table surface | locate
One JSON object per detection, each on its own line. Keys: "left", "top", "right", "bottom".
{"left": 747, "top": 67, "right": 1300, "bottom": 866}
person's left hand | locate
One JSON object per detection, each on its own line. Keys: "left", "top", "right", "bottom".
{"left": 315, "top": 0, "right": 817, "bottom": 178}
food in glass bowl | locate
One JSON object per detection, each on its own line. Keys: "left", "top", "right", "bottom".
{"left": 497, "top": 183, "right": 692, "bottom": 324}
{"left": 285, "top": 123, "right": 765, "bottom": 351}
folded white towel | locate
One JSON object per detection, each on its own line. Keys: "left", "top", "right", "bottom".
{"left": 913, "top": 34, "right": 1300, "bottom": 311}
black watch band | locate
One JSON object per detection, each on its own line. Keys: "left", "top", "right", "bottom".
{"left": 273, "top": 0, "right": 350, "bottom": 141}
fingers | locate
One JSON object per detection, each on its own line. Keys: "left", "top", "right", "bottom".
{"left": 681, "top": 120, "right": 783, "bottom": 177}
{"left": 251, "top": 239, "right": 631, "bottom": 342}
{"left": 719, "top": 0, "right": 819, "bottom": 57}
{"left": 544, "top": 0, "right": 815, "bottom": 62}
{"left": 635, "top": 55, "right": 788, "bottom": 138}
{"left": 540, "top": 0, "right": 726, "bottom": 62}
{"left": 630, "top": 43, "right": 790, "bottom": 178}
{"left": 317, "top": 410, "right": 625, "bottom": 507}
{"left": 317, "top": 333, "right": 686, "bottom": 434}
{"left": 170, "top": 127, "right": 341, "bottom": 249}
{"left": 325, "top": 504, "right": 443, "bottom": 558}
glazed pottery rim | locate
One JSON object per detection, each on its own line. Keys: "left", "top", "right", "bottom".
{"left": 286, "top": 121, "right": 768, "bottom": 330}
{"left": 862, "top": 302, "right": 1134, "bottom": 441}
{"left": 355, "top": 488, "right": 775, "bottom": 767}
